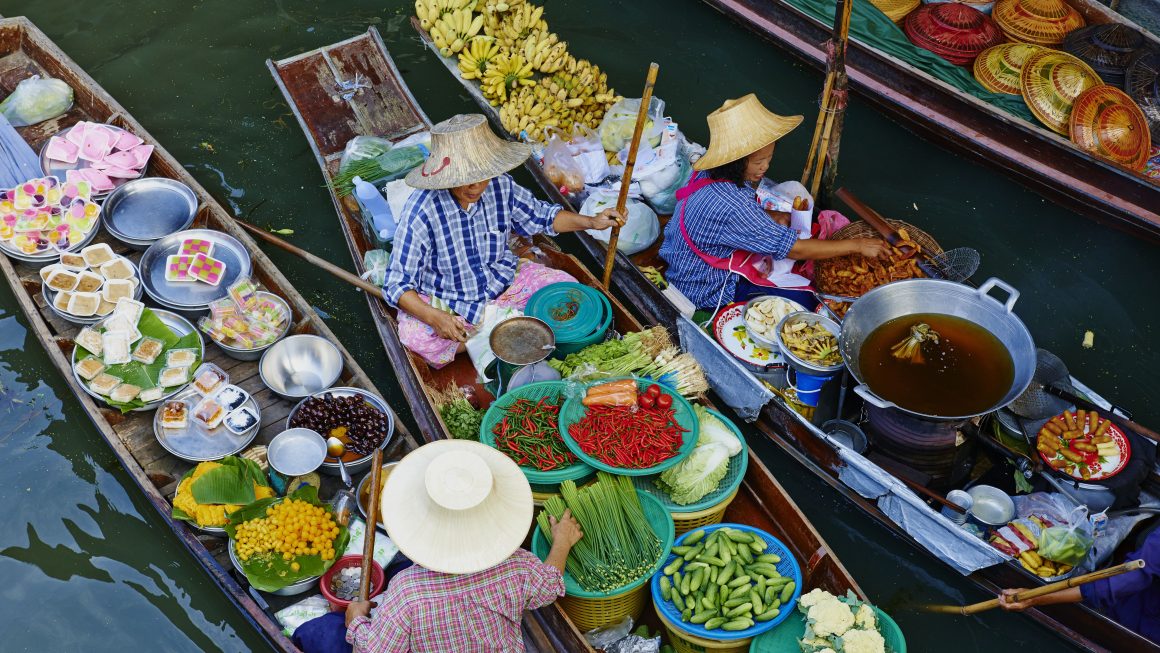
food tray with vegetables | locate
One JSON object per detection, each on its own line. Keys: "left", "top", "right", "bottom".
{"left": 749, "top": 589, "right": 905, "bottom": 653}
{"left": 560, "top": 378, "right": 699, "bottom": 476}
{"left": 650, "top": 523, "right": 802, "bottom": 639}
{"left": 171, "top": 457, "right": 273, "bottom": 534}
{"left": 1036, "top": 408, "right": 1130, "bottom": 481}
{"left": 480, "top": 380, "right": 595, "bottom": 485}
{"left": 634, "top": 408, "right": 748, "bottom": 513}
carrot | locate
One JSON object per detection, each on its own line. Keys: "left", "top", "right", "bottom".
{"left": 585, "top": 380, "right": 636, "bottom": 396}
{"left": 583, "top": 391, "right": 637, "bottom": 407}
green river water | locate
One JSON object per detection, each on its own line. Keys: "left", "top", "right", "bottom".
{"left": 2, "top": 0, "right": 1157, "bottom": 651}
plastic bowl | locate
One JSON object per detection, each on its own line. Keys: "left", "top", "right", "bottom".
{"left": 319, "top": 555, "right": 386, "bottom": 610}
{"left": 211, "top": 292, "right": 293, "bottom": 361}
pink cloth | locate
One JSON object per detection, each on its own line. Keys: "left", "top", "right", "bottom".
{"left": 397, "top": 260, "right": 575, "bottom": 368}
{"left": 798, "top": 209, "right": 851, "bottom": 279}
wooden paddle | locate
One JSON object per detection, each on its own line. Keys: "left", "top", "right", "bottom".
{"left": 602, "top": 63, "right": 659, "bottom": 289}
{"left": 921, "top": 560, "right": 1145, "bottom": 615}
{"left": 359, "top": 448, "right": 384, "bottom": 602}
{"left": 234, "top": 218, "right": 387, "bottom": 299}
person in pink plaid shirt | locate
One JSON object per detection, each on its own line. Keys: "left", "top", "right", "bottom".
{"left": 343, "top": 440, "right": 583, "bottom": 653}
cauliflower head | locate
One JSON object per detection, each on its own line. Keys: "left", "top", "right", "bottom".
{"left": 837, "top": 626, "right": 886, "bottom": 653}
{"left": 854, "top": 603, "right": 877, "bottom": 631}
{"left": 799, "top": 588, "right": 835, "bottom": 611}
{"left": 807, "top": 595, "right": 855, "bottom": 638}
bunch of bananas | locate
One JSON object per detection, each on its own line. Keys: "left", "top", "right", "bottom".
{"left": 415, "top": 0, "right": 473, "bottom": 31}
{"left": 480, "top": 52, "right": 535, "bottom": 104}
{"left": 474, "top": 0, "right": 524, "bottom": 12}
{"left": 457, "top": 36, "right": 502, "bottom": 80}
{"left": 498, "top": 86, "right": 560, "bottom": 137}
{"left": 431, "top": 7, "right": 485, "bottom": 57}
{"left": 520, "top": 29, "right": 568, "bottom": 74}
{"left": 487, "top": 4, "right": 548, "bottom": 50}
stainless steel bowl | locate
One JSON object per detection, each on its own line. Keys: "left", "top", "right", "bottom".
{"left": 773, "top": 311, "right": 845, "bottom": 375}
{"left": 71, "top": 308, "right": 204, "bottom": 412}
{"left": 743, "top": 295, "right": 806, "bottom": 351}
{"left": 102, "top": 178, "right": 197, "bottom": 250}
{"left": 259, "top": 335, "right": 343, "bottom": 400}
{"left": 356, "top": 462, "right": 401, "bottom": 531}
{"left": 967, "top": 484, "right": 1015, "bottom": 527}
{"left": 227, "top": 540, "right": 318, "bottom": 596}
{"left": 286, "top": 387, "right": 396, "bottom": 477}
{"left": 211, "top": 292, "right": 293, "bottom": 361}
{"left": 267, "top": 428, "right": 327, "bottom": 476}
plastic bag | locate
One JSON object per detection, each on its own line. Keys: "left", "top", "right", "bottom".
{"left": 583, "top": 617, "right": 661, "bottom": 653}
{"left": 1037, "top": 505, "right": 1094, "bottom": 566}
{"left": 361, "top": 249, "right": 390, "bottom": 287}
{"left": 569, "top": 124, "right": 611, "bottom": 184}
{"left": 543, "top": 132, "right": 585, "bottom": 195}
{"left": 599, "top": 97, "right": 665, "bottom": 154}
{"left": 585, "top": 616, "right": 634, "bottom": 649}
{"left": 0, "top": 76, "right": 73, "bottom": 127}
{"left": 581, "top": 186, "right": 658, "bottom": 255}
{"left": 642, "top": 152, "right": 692, "bottom": 214}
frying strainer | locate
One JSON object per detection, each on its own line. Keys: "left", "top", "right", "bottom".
{"left": 1007, "top": 348, "right": 1074, "bottom": 419}
{"left": 924, "top": 247, "right": 981, "bottom": 283}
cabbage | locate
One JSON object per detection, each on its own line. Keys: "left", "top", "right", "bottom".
{"left": 655, "top": 442, "right": 731, "bottom": 505}
{"left": 695, "top": 406, "right": 742, "bottom": 456}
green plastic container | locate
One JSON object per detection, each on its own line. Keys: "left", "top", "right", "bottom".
{"left": 479, "top": 380, "right": 595, "bottom": 486}
{"left": 525, "top": 282, "right": 612, "bottom": 356}
{"left": 633, "top": 409, "right": 749, "bottom": 512}
{"left": 531, "top": 490, "right": 674, "bottom": 598}
{"left": 748, "top": 604, "right": 906, "bottom": 653}
{"left": 558, "top": 377, "right": 700, "bottom": 477}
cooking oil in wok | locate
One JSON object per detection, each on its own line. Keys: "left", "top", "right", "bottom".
{"left": 859, "top": 313, "right": 1014, "bottom": 416}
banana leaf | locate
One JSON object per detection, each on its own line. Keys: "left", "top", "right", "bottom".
{"left": 171, "top": 457, "right": 270, "bottom": 524}
{"left": 75, "top": 308, "right": 203, "bottom": 412}
{"left": 191, "top": 457, "right": 269, "bottom": 505}
{"left": 224, "top": 485, "right": 349, "bottom": 592}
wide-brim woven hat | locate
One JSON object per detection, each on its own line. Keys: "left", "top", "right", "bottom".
{"left": 693, "top": 94, "right": 803, "bottom": 171}
{"left": 405, "top": 113, "right": 532, "bottom": 190}
{"left": 380, "top": 439, "right": 533, "bottom": 574}
{"left": 1069, "top": 84, "right": 1152, "bottom": 171}
{"left": 1062, "top": 24, "right": 1145, "bottom": 89}
{"left": 974, "top": 43, "right": 1046, "bottom": 94}
{"left": 992, "top": 0, "right": 1085, "bottom": 46}
{"left": 873, "top": 0, "right": 921, "bottom": 23}
{"left": 904, "top": 4, "right": 1006, "bottom": 67}
{"left": 1021, "top": 50, "right": 1103, "bottom": 134}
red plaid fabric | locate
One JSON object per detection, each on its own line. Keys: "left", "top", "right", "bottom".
{"left": 346, "top": 549, "right": 565, "bottom": 652}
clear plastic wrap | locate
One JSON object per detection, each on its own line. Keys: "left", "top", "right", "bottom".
{"left": 0, "top": 76, "right": 73, "bottom": 126}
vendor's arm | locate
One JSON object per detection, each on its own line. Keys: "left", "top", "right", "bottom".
{"left": 397, "top": 290, "right": 470, "bottom": 343}
{"left": 505, "top": 174, "right": 623, "bottom": 236}
{"left": 545, "top": 509, "right": 583, "bottom": 573}
{"left": 515, "top": 512, "right": 580, "bottom": 612}
{"left": 998, "top": 586, "right": 1082, "bottom": 611}
{"left": 787, "top": 237, "right": 891, "bottom": 261}
{"left": 346, "top": 595, "right": 410, "bottom": 652}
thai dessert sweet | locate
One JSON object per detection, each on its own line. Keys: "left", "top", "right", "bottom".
{"left": 193, "top": 397, "right": 226, "bottom": 429}
{"left": 45, "top": 269, "right": 79, "bottom": 292}
{"left": 39, "top": 264, "right": 63, "bottom": 282}
{"left": 158, "top": 366, "right": 191, "bottom": 387}
{"left": 224, "top": 407, "right": 258, "bottom": 434}
{"left": 67, "top": 292, "right": 101, "bottom": 317}
{"left": 81, "top": 243, "right": 115, "bottom": 267}
{"left": 161, "top": 400, "right": 188, "bottom": 429}
{"left": 138, "top": 386, "right": 164, "bottom": 403}
{"left": 192, "top": 363, "right": 227, "bottom": 395}
{"left": 100, "top": 257, "right": 134, "bottom": 280}
{"left": 59, "top": 252, "right": 87, "bottom": 269}
{"left": 102, "top": 278, "right": 134, "bottom": 303}
{"left": 75, "top": 356, "right": 106, "bottom": 380}
{"left": 95, "top": 299, "right": 116, "bottom": 316}
{"left": 101, "top": 330, "right": 131, "bottom": 365}
{"left": 89, "top": 373, "right": 121, "bottom": 396}
{"left": 109, "top": 383, "right": 142, "bottom": 403}
{"left": 131, "top": 337, "right": 164, "bottom": 364}
{"left": 103, "top": 314, "right": 132, "bottom": 333}
{"left": 52, "top": 291, "right": 72, "bottom": 312}
{"left": 214, "top": 385, "right": 248, "bottom": 412}
{"left": 75, "top": 327, "right": 103, "bottom": 354}
{"left": 74, "top": 270, "right": 104, "bottom": 293}
{"left": 112, "top": 298, "right": 144, "bottom": 325}
{"left": 165, "top": 348, "right": 198, "bottom": 367}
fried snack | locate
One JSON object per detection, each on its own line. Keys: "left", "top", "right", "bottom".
{"left": 816, "top": 230, "right": 927, "bottom": 297}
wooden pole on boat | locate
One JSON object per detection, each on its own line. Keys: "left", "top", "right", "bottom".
{"left": 920, "top": 560, "right": 1145, "bottom": 615}
{"left": 233, "top": 218, "right": 388, "bottom": 299}
{"left": 801, "top": 0, "right": 854, "bottom": 200}
{"left": 602, "top": 62, "right": 659, "bottom": 289}
{"left": 359, "top": 448, "right": 384, "bottom": 602}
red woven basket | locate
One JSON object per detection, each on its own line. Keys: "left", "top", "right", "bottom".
{"left": 905, "top": 4, "right": 1006, "bottom": 67}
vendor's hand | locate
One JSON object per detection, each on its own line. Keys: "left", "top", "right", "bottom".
{"left": 345, "top": 600, "right": 376, "bottom": 626}
{"left": 998, "top": 589, "right": 1033, "bottom": 612}
{"left": 549, "top": 509, "right": 583, "bottom": 548}
{"left": 588, "top": 208, "right": 625, "bottom": 231}
{"left": 851, "top": 237, "right": 892, "bottom": 259}
{"left": 424, "top": 307, "right": 471, "bottom": 343}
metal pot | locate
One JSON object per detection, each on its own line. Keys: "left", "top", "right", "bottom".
{"left": 840, "top": 278, "right": 1036, "bottom": 421}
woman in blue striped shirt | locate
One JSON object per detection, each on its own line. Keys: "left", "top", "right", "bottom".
{"left": 659, "top": 95, "right": 888, "bottom": 311}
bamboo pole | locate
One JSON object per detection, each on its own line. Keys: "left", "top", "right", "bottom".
{"left": 801, "top": 0, "right": 854, "bottom": 200}
{"left": 234, "top": 218, "right": 387, "bottom": 298}
{"left": 359, "top": 448, "right": 384, "bottom": 601}
{"left": 602, "top": 63, "right": 659, "bottom": 289}
{"left": 921, "top": 560, "right": 1145, "bottom": 615}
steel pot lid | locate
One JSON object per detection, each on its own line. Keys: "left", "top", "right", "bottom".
{"left": 103, "top": 177, "right": 197, "bottom": 242}
{"left": 490, "top": 316, "right": 555, "bottom": 366}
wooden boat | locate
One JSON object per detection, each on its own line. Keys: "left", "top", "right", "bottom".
{"left": 699, "top": 0, "right": 1160, "bottom": 239}
{"left": 410, "top": 19, "right": 1160, "bottom": 653}
{"left": 269, "top": 27, "right": 866, "bottom": 650}
{"left": 0, "top": 16, "right": 428, "bottom": 653}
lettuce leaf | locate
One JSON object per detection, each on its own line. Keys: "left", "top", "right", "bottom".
{"left": 655, "top": 442, "right": 731, "bottom": 505}
{"left": 694, "top": 405, "right": 742, "bottom": 456}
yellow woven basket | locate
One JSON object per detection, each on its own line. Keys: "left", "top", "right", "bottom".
{"left": 672, "top": 488, "right": 739, "bottom": 536}
{"left": 656, "top": 600, "right": 753, "bottom": 653}
{"left": 558, "top": 584, "right": 650, "bottom": 633}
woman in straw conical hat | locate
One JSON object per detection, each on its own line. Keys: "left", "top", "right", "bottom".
{"left": 385, "top": 114, "right": 623, "bottom": 370}
{"left": 342, "top": 440, "right": 583, "bottom": 652}
{"left": 658, "top": 94, "right": 889, "bottom": 312}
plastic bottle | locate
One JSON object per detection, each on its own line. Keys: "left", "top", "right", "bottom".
{"left": 352, "top": 175, "right": 396, "bottom": 243}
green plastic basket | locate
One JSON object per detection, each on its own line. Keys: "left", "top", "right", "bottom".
{"left": 526, "top": 282, "right": 612, "bottom": 356}
{"left": 558, "top": 378, "right": 700, "bottom": 477}
{"left": 479, "top": 381, "right": 595, "bottom": 486}
{"left": 531, "top": 490, "right": 675, "bottom": 598}
{"left": 633, "top": 409, "right": 749, "bottom": 513}
{"left": 748, "top": 605, "right": 906, "bottom": 653}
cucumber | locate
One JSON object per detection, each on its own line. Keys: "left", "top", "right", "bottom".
{"left": 690, "top": 609, "right": 716, "bottom": 624}
{"left": 663, "top": 559, "right": 683, "bottom": 576}
{"left": 764, "top": 586, "right": 776, "bottom": 606}
{"left": 660, "top": 577, "right": 672, "bottom": 601}
{"left": 770, "top": 598, "right": 781, "bottom": 610}
{"left": 750, "top": 589, "right": 764, "bottom": 614}
{"left": 704, "top": 542, "right": 719, "bottom": 558}
{"left": 729, "top": 584, "right": 752, "bottom": 600}
{"left": 671, "top": 592, "right": 685, "bottom": 612}
{"left": 780, "top": 581, "right": 796, "bottom": 603}
{"left": 683, "top": 543, "right": 704, "bottom": 561}
{"left": 719, "top": 545, "right": 732, "bottom": 565}
{"left": 701, "top": 555, "right": 726, "bottom": 567}
{"left": 749, "top": 539, "right": 767, "bottom": 553}
{"left": 680, "top": 573, "right": 691, "bottom": 596}
{"left": 738, "top": 546, "right": 754, "bottom": 564}
{"left": 725, "top": 530, "right": 753, "bottom": 544}
{"left": 719, "top": 584, "right": 730, "bottom": 605}
{"left": 725, "top": 602, "right": 752, "bottom": 618}
{"left": 704, "top": 617, "right": 727, "bottom": 630}
{"left": 700, "top": 596, "right": 715, "bottom": 611}
{"left": 708, "top": 566, "right": 718, "bottom": 584}
{"left": 671, "top": 545, "right": 691, "bottom": 556}
{"left": 748, "top": 563, "right": 780, "bottom": 578}
{"left": 723, "top": 597, "right": 749, "bottom": 609}
{"left": 690, "top": 569, "right": 703, "bottom": 593}
{"left": 716, "top": 563, "right": 734, "bottom": 586}
{"left": 756, "top": 553, "right": 781, "bottom": 564}
{"left": 682, "top": 607, "right": 692, "bottom": 622}
{"left": 672, "top": 571, "right": 683, "bottom": 591}
{"left": 722, "top": 618, "right": 753, "bottom": 631}
{"left": 727, "top": 575, "right": 751, "bottom": 588}
{"left": 755, "top": 607, "right": 781, "bottom": 622}
{"left": 684, "top": 529, "right": 706, "bottom": 545}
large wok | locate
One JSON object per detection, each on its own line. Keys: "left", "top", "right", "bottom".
{"left": 839, "top": 278, "right": 1036, "bottom": 421}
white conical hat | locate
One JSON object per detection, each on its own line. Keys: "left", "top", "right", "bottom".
{"left": 405, "top": 114, "right": 532, "bottom": 190}
{"left": 380, "top": 439, "right": 533, "bottom": 574}
{"left": 693, "top": 94, "right": 804, "bottom": 170}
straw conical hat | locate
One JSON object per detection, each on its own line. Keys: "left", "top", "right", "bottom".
{"left": 1069, "top": 84, "right": 1152, "bottom": 171}
{"left": 405, "top": 114, "right": 532, "bottom": 190}
{"left": 693, "top": 94, "right": 803, "bottom": 171}
{"left": 1021, "top": 50, "right": 1103, "bottom": 134}
{"left": 904, "top": 4, "right": 1006, "bottom": 67}
{"left": 975, "top": 43, "right": 1045, "bottom": 94}
{"left": 1062, "top": 24, "right": 1145, "bottom": 89}
{"left": 380, "top": 440, "right": 533, "bottom": 574}
{"left": 992, "top": 0, "right": 1085, "bottom": 46}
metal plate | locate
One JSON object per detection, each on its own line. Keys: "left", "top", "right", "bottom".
{"left": 712, "top": 302, "right": 787, "bottom": 369}
{"left": 39, "top": 124, "right": 139, "bottom": 198}
{"left": 103, "top": 178, "right": 197, "bottom": 243}
{"left": 490, "top": 316, "right": 554, "bottom": 365}
{"left": 139, "top": 229, "right": 251, "bottom": 308}
{"left": 153, "top": 388, "right": 261, "bottom": 462}
{"left": 70, "top": 308, "right": 204, "bottom": 411}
